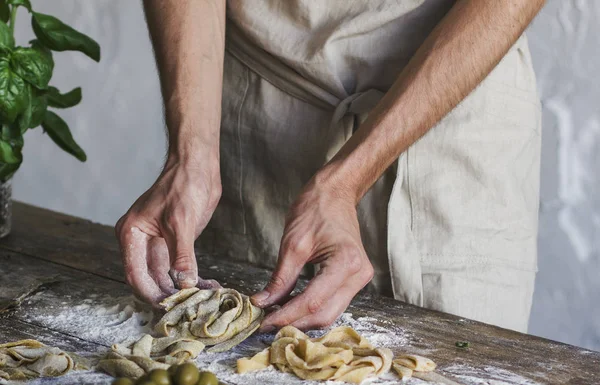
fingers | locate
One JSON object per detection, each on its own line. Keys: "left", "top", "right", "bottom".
{"left": 260, "top": 247, "right": 373, "bottom": 332}
{"left": 291, "top": 283, "right": 357, "bottom": 330}
{"left": 163, "top": 222, "right": 198, "bottom": 289}
{"left": 197, "top": 277, "right": 222, "bottom": 290}
{"left": 251, "top": 237, "right": 308, "bottom": 308}
{"left": 117, "top": 224, "right": 164, "bottom": 304}
{"left": 259, "top": 260, "right": 347, "bottom": 331}
{"left": 146, "top": 237, "right": 176, "bottom": 295}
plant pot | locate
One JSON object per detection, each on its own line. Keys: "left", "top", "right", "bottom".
{"left": 0, "top": 179, "right": 11, "bottom": 238}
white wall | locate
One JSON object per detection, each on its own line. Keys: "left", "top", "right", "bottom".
{"left": 527, "top": 0, "right": 600, "bottom": 351}
{"left": 12, "top": 1, "right": 600, "bottom": 350}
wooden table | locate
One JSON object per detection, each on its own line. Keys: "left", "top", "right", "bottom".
{"left": 0, "top": 202, "right": 598, "bottom": 385}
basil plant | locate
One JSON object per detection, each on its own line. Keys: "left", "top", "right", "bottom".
{"left": 0, "top": 0, "right": 100, "bottom": 182}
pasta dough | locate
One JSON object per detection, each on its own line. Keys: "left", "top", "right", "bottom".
{"left": 0, "top": 339, "right": 84, "bottom": 380}
{"left": 237, "top": 325, "right": 393, "bottom": 384}
{"left": 392, "top": 354, "right": 436, "bottom": 380}
{"left": 98, "top": 288, "right": 263, "bottom": 378}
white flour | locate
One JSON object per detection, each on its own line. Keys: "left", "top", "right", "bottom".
{"left": 333, "top": 314, "right": 409, "bottom": 348}
{"left": 24, "top": 292, "right": 154, "bottom": 347}
{"left": 18, "top": 293, "right": 544, "bottom": 385}
{"left": 441, "top": 364, "right": 544, "bottom": 385}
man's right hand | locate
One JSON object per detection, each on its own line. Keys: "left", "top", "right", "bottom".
{"left": 115, "top": 154, "right": 222, "bottom": 305}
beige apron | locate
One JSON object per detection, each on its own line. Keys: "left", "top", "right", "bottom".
{"left": 197, "top": 0, "right": 541, "bottom": 333}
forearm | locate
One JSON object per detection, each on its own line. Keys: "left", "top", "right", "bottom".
{"left": 143, "top": 0, "right": 226, "bottom": 164}
{"left": 317, "top": 0, "right": 545, "bottom": 204}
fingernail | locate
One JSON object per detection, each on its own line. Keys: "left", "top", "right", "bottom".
{"left": 165, "top": 287, "right": 178, "bottom": 295}
{"left": 251, "top": 291, "right": 270, "bottom": 306}
{"left": 259, "top": 325, "right": 276, "bottom": 333}
{"left": 176, "top": 271, "right": 197, "bottom": 288}
{"left": 197, "top": 278, "right": 222, "bottom": 290}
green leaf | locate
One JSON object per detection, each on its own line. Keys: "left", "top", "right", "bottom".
{"left": 0, "top": 160, "right": 20, "bottom": 182}
{"left": 32, "top": 12, "right": 100, "bottom": 62}
{"left": 42, "top": 110, "right": 86, "bottom": 161}
{"left": 10, "top": 46, "right": 53, "bottom": 89}
{"left": 29, "top": 39, "right": 51, "bottom": 56}
{"left": 27, "top": 91, "right": 46, "bottom": 128}
{"left": 15, "top": 83, "right": 31, "bottom": 131}
{"left": 7, "top": 0, "right": 31, "bottom": 12}
{"left": 0, "top": 19, "right": 14, "bottom": 50}
{"left": 9, "top": 129, "right": 21, "bottom": 148}
{"left": 47, "top": 86, "right": 80, "bottom": 108}
{"left": 1, "top": 121, "right": 19, "bottom": 140}
{"left": 0, "top": 58, "right": 27, "bottom": 122}
{"left": 0, "top": 1, "right": 9, "bottom": 23}
{"left": 0, "top": 138, "right": 19, "bottom": 163}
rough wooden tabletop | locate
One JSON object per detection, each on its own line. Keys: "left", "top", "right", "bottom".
{"left": 0, "top": 202, "right": 598, "bottom": 385}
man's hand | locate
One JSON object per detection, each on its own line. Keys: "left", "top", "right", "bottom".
{"left": 251, "top": 176, "right": 374, "bottom": 331}
{"left": 126, "top": 0, "right": 226, "bottom": 304}
{"left": 115, "top": 154, "right": 221, "bottom": 305}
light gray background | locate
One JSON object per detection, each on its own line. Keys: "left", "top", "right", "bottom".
{"left": 12, "top": 1, "right": 599, "bottom": 350}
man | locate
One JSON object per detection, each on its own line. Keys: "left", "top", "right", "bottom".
{"left": 116, "top": 0, "right": 545, "bottom": 334}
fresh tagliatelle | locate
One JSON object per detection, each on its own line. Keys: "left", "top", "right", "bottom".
{"left": 0, "top": 339, "right": 86, "bottom": 380}
{"left": 98, "top": 288, "right": 264, "bottom": 379}
{"left": 237, "top": 325, "right": 393, "bottom": 384}
{"left": 392, "top": 354, "right": 437, "bottom": 380}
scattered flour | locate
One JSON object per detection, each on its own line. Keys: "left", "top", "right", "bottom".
{"left": 17, "top": 294, "right": 541, "bottom": 385}
{"left": 442, "top": 364, "right": 543, "bottom": 385}
{"left": 332, "top": 313, "right": 409, "bottom": 348}
{"left": 24, "top": 291, "right": 153, "bottom": 347}
{"left": 20, "top": 290, "right": 420, "bottom": 385}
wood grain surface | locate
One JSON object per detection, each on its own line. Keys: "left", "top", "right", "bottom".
{"left": 0, "top": 202, "right": 598, "bottom": 384}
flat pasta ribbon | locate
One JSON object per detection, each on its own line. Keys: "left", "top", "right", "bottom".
{"left": 392, "top": 354, "right": 437, "bottom": 380}
{"left": 98, "top": 288, "right": 263, "bottom": 379}
{"left": 237, "top": 325, "right": 393, "bottom": 384}
{"left": 0, "top": 339, "right": 85, "bottom": 380}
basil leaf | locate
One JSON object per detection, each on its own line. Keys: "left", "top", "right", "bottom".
{"left": 0, "top": 160, "right": 20, "bottom": 182}
{"left": 0, "top": 20, "right": 14, "bottom": 50}
{"left": 0, "top": 1, "right": 9, "bottom": 23}
{"left": 29, "top": 39, "right": 51, "bottom": 56}
{"left": 16, "top": 84, "right": 31, "bottom": 132}
{"left": 32, "top": 12, "right": 100, "bottom": 62}
{"left": 0, "top": 58, "right": 27, "bottom": 122}
{"left": 11, "top": 132, "right": 22, "bottom": 148}
{"left": 7, "top": 0, "right": 31, "bottom": 12}
{"left": 47, "top": 86, "right": 80, "bottom": 108}
{"left": 10, "top": 46, "right": 53, "bottom": 89}
{"left": 0, "top": 138, "right": 20, "bottom": 163}
{"left": 2, "top": 121, "right": 19, "bottom": 140}
{"left": 41, "top": 110, "right": 86, "bottom": 161}
{"left": 18, "top": 84, "right": 51, "bottom": 132}
{"left": 28, "top": 91, "right": 46, "bottom": 128}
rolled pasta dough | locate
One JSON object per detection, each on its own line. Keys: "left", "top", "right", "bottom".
{"left": 0, "top": 339, "right": 83, "bottom": 380}
{"left": 237, "top": 325, "right": 392, "bottom": 384}
{"left": 98, "top": 288, "right": 263, "bottom": 378}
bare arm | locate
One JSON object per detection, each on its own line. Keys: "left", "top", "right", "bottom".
{"left": 319, "top": 0, "right": 545, "bottom": 203}
{"left": 255, "top": 0, "right": 546, "bottom": 330}
{"left": 143, "top": 0, "right": 225, "bottom": 162}
{"left": 115, "top": 0, "right": 226, "bottom": 304}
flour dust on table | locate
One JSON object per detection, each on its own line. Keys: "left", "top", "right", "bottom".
{"left": 11, "top": 287, "right": 549, "bottom": 385}
{"left": 442, "top": 364, "right": 544, "bottom": 385}
{"left": 23, "top": 291, "right": 153, "bottom": 347}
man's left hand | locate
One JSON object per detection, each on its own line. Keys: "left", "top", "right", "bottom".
{"left": 251, "top": 176, "right": 374, "bottom": 331}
